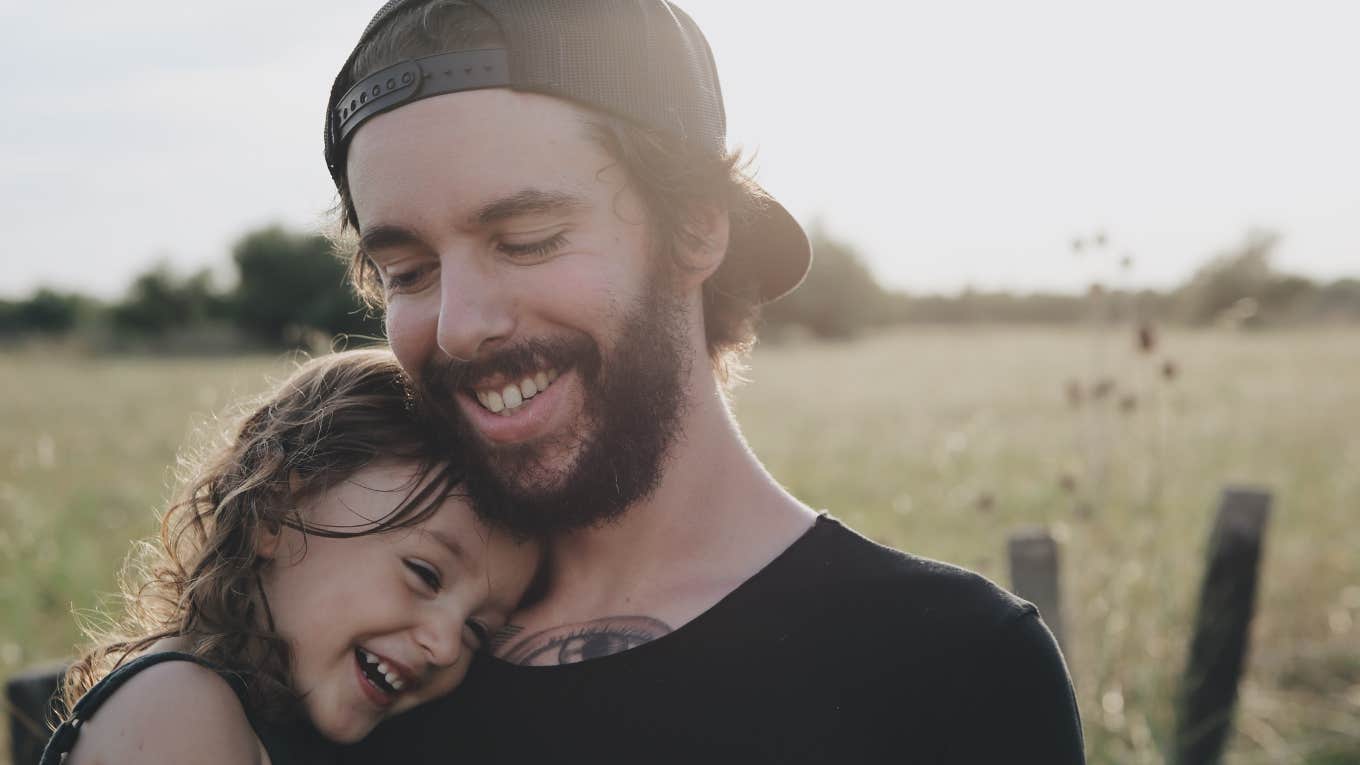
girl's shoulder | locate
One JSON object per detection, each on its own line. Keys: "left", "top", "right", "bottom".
{"left": 57, "top": 652, "right": 268, "bottom": 765}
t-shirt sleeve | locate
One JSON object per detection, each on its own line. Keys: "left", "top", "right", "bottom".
{"left": 948, "top": 606, "right": 1086, "bottom": 763}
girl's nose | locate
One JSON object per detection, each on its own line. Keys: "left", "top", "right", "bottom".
{"left": 414, "top": 611, "right": 465, "bottom": 669}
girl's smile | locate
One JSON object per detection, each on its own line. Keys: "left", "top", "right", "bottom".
{"left": 259, "top": 459, "right": 539, "bottom": 743}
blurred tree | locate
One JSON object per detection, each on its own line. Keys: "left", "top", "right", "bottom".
{"left": 0, "top": 289, "right": 90, "bottom": 334}
{"left": 110, "top": 263, "right": 227, "bottom": 335}
{"left": 1315, "top": 278, "right": 1360, "bottom": 321}
{"left": 1172, "top": 230, "right": 1278, "bottom": 325}
{"left": 761, "top": 223, "right": 886, "bottom": 338}
{"left": 230, "top": 225, "right": 381, "bottom": 346}
{"left": 878, "top": 289, "right": 1098, "bottom": 325}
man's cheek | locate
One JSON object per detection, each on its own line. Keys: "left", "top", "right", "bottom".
{"left": 385, "top": 302, "right": 435, "bottom": 373}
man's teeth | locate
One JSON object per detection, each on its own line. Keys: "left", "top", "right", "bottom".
{"left": 480, "top": 389, "right": 504, "bottom": 413}
{"left": 474, "top": 368, "right": 559, "bottom": 415}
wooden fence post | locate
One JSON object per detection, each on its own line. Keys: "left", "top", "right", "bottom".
{"left": 6, "top": 662, "right": 65, "bottom": 765}
{"left": 1173, "top": 486, "right": 1272, "bottom": 765}
{"left": 1007, "top": 527, "right": 1065, "bottom": 652}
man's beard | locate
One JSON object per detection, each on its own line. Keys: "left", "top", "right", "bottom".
{"left": 413, "top": 276, "right": 689, "bottom": 538}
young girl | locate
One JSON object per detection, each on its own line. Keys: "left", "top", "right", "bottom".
{"left": 43, "top": 349, "right": 540, "bottom": 764}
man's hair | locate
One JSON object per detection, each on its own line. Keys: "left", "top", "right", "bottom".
{"left": 336, "top": 0, "right": 768, "bottom": 380}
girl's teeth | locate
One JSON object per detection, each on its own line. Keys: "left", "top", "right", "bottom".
{"left": 520, "top": 377, "right": 538, "bottom": 398}
{"left": 502, "top": 384, "right": 523, "bottom": 408}
{"left": 534, "top": 371, "right": 548, "bottom": 390}
{"left": 357, "top": 649, "right": 405, "bottom": 694}
{"left": 547, "top": 368, "right": 559, "bottom": 382}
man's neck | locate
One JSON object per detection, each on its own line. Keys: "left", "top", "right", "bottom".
{"left": 492, "top": 356, "right": 816, "bottom": 664}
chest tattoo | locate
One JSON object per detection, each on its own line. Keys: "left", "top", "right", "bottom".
{"left": 489, "top": 624, "right": 523, "bottom": 651}
{"left": 497, "top": 615, "right": 674, "bottom": 666}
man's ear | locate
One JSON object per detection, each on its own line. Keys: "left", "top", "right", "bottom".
{"left": 671, "top": 204, "right": 731, "bottom": 289}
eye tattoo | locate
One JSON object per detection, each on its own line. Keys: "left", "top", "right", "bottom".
{"left": 498, "top": 616, "right": 673, "bottom": 665}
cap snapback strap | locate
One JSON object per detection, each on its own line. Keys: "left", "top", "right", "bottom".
{"left": 332, "top": 48, "right": 510, "bottom": 146}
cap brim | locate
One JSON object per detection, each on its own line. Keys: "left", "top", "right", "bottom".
{"left": 715, "top": 188, "right": 812, "bottom": 304}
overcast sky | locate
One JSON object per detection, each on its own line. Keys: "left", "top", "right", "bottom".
{"left": 3, "top": 0, "right": 1357, "bottom": 299}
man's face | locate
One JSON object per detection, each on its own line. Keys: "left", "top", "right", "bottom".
{"left": 346, "top": 90, "right": 692, "bottom": 535}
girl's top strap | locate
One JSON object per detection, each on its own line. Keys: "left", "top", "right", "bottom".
{"left": 40, "top": 652, "right": 249, "bottom": 765}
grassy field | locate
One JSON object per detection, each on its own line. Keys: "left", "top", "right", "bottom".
{"left": 2, "top": 326, "right": 1358, "bottom": 763}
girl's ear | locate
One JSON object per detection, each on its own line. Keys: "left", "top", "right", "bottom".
{"left": 257, "top": 470, "right": 305, "bottom": 560}
{"left": 672, "top": 205, "right": 731, "bottom": 289}
{"left": 257, "top": 519, "right": 283, "bottom": 560}
{"left": 257, "top": 468, "right": 306, "bottom": 558}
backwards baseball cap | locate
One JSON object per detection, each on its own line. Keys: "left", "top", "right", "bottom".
{"left": 324, "top": 0, "right": 811, "bottom": 304}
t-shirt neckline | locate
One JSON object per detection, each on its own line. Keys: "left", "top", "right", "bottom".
{"left": 479, "top": 513, "right": 837, "bottom": 673}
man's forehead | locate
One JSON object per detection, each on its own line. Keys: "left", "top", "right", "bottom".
{"left": 346, "top": 90, "right": 618, "bottom": 229}
{"left": 347, "top": 89, "right": 594, "bottom": 174}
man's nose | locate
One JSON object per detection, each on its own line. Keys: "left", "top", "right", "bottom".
{"left": 435, "top": 253, "right": 515, "bottom": 362}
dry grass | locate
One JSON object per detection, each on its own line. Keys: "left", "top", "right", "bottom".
{"left": 735, "top": 326, "right": 1360, "bottom": 764}
{"left": 2, "top": 327, "right": 1358, "bottom": 763}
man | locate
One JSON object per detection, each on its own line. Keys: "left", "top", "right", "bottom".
{"left": 324, "top": 1, "right": 1085, "bottom": 762}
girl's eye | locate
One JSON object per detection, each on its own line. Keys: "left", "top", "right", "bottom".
{"left": 465, "top": 620, "right": 491, "bottom": 650}
{"left": 497, "top": 232, "right": 567, "bottom": 261}
{"left": 403, "top": 560, "right": 442, "bottom": 591}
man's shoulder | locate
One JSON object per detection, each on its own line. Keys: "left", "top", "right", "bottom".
{"left": 783, "top": 517, "right": 1085, "bottom": 764}
{"left": 790, "top": 514, "right": 1034, "bottom": 636}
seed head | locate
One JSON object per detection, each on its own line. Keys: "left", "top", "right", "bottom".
{"left": 1065, "top": 380, "right": 1084, "bottom": 407}
{"left": 1092, "top": 378, "right": 1116, "bottom": 400}
{"left": 1137, "top": 323, "right": 1157, "bottom": 354}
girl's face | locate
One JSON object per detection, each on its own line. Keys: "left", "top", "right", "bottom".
{"left": 259, "top": 460, "right": 538, "bottom": 743}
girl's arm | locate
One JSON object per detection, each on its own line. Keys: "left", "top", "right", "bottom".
{"left": 65, "top": 660, "right": 266, "bottom": 765}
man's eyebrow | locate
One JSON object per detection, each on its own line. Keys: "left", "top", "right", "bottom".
{"left": 470, "top": 188, "right": 586, "bottom": 227}
{"left": 358, "top": 224, "right": 424, "bottom": 256}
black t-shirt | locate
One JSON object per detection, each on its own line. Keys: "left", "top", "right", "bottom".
{"left": 346, "top": 515, "right": 1085, "bottom": 764}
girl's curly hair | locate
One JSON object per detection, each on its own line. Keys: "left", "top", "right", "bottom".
{"left": 61, "top": 349, "right": 461, "bottom": 723}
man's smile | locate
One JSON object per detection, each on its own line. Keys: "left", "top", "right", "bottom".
{"left": 470, "top": 367, "right": 561, "bottom": 415}
{"left": 456, "top": 366, "right": 580, "bottom": 446}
